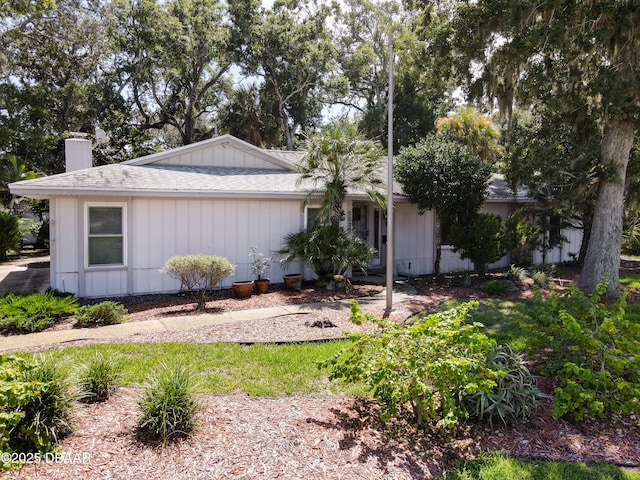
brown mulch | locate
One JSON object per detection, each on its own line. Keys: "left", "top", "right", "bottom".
{"left": 4, "top": 389, "right": 639, "bottom": 480}
{"left": 4, "top": 265, "right": 640, "bottom": 478}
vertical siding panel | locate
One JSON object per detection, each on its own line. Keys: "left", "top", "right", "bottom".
{"left": 201, "top": 200, "right": 214, "bottom": 253}
{"left": 174, "top": 200, "right": 189, "bottom": 255}
{"left": 188, "top": 200, "right": 201, "bottom": 253}
{"left": 212, "top": 200, "right": 223, "bottom": 254}
{"left": 163, "top": 200, "right": 177, "bottom": 263}
{"left": 134, "top": 199, "right": 150, "bottom": 269}
{"left": 54, "top": 198, "right": 79, "bottom": 293}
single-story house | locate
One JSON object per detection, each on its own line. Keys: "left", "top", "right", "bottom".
{"left": 10, "top": 134, "right": 582, "bottom": 298}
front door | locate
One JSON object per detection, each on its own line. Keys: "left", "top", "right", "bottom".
{"left": 353, "top": 204, "right": 386, "bottom": 267}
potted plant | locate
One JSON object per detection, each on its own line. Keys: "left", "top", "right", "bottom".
{"left": 232, "top": 280, "right": 254, "bottom": 299}
{"left": 250, "top": 247, "right": 271, "bottom": 294}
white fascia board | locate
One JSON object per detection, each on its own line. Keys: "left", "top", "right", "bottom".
{"left": 12, "top": 186, "right": 409, "bottom": 202}
{"left": 8, "top": 186, "right": 308, "bottom": 200}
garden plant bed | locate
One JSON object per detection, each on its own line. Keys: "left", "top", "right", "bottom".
{"left": 4, "top": 262, "right": 640, "bottom": 478}
{"left": 4, "top": 388, "right": 639, "bottom": 480}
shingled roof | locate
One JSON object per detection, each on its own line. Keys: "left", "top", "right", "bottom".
{"left": 10, "top": 135, "right": 528, "bottom": 203}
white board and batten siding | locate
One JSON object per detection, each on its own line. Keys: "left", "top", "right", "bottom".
{"left": 50, "top": 195, "right": 305, "bottom": 298}
{"left": 153, "top": 142, "right": 286, "bottom": 170}
{"left": 394, "top": 203, "right": 434, "bottom": 276}
{"left": 532, "top": 227, "right": 583, "bottom": 264}
{"left": 131, "top": 197, "right": 303, "bottom": 295}
{"left": 49, "top": 197, "right": 79, "bottom": 295}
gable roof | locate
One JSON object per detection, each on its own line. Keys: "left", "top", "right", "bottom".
{"left": 123, "top": 134, "right": 297, "bottom": 170}
{"left": 9, "top": 134, "right": 527, "bottom": 203}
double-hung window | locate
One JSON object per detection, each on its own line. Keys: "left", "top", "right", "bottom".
{"left": 86, "top": 204, "right": 126, "bottom": 267}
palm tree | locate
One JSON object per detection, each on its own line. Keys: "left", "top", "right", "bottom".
{"left": 296, "top": 122, "right": 387, "bottom": 226}
{"left": 1, "top": 155, "right": 39, "bottom": 209}
{"left": 435, "top": 107, "right": 502, "bottom": 164}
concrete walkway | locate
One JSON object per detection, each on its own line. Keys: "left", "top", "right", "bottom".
{"left": 0, "top": 253, "right": 50, "bottom": 295}
{"left": 0, "top": 285, "right": 415, "bottom": 352}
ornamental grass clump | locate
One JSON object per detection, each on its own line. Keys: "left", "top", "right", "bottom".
{"left": 137, "top": 364, "right": 199, "bottom": 446}
{"left": 161, "top": 254, "right": 235, "bottom": 310}
{"left": 76, "top": 351, "right": 122, "bottom": 403}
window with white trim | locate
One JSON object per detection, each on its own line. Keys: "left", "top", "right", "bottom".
{"left": 86, "top": 204, "right": 125, "bottom": 266}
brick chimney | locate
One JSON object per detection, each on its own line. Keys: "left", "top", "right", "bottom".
{"left": 65, "top": 132, "right": 92, "bottom": 172}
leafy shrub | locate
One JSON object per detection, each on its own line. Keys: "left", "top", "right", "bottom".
{"left": 75, "top": 301, "right": 128, "bottom": 327}
{"left": 0, "top": 210, "right": 22, "bottom": 261}
{"left": 0, "top": 355, "right": 77, "bottom": 459}
{"left": 321, "top": 300, "right": 500, "bottom": 428}
{"left": 450, "top": 212, "right": 535, "bottom": 278}
{"left": 481, "top": 280, "right": 512, "bottom": 296}
{"left": 449, "top": 272, "right": 472, "bottom": 287}
{"left": 77, "top": 351, "right": 122, "bottom": 403}
{"left": 279, "top": 224, "right": 375, "bottom": 286}
{"left": 457, "top": 345, "right": 542, "bottom": 426}
{"left": 161, "top": 254, "right": 235, "bottom": 310}
{"left": 137, "top": 364, "right": 199, "bottom": 445}
{"left": 1, "top": 355, "right": 38, "bottom": 465}
{"left": 0, "top": 291, "right": 78, "bottom": 333}
{"left": 519, "top": 281, "right": 640, "bottom": 420}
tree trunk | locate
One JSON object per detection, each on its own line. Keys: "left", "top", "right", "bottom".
{"left": 578, "top": 117, "right": 636, "bottom": 298}
{"left": 577, "top": 210, "right": 593, "bottom": 267}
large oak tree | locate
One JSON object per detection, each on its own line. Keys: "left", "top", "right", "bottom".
{"left": 425, "top": 0, "right": 639, "bottom": 297}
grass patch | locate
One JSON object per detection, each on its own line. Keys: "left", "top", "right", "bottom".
{"left": 444, "top": 453, "right": 640, "bottom": 479}
{"left": 20, "top": 341, "right": 366, "bottom": 397}
{"left": 621, "top": 274, "right": 640, "bottom": 289}
{"left": 439, "top": 298, "right": 531, "bottom": 351}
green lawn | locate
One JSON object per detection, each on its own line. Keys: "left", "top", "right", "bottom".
{"left": 444, "top": 454, "right": 640, "bottom": 480}
{"left": 23, "top": 340, "right": 367, "bottom": 397}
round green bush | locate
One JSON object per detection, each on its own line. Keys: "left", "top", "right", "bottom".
{"left": 75, "top": 301, "right": 128, "bottom": 327}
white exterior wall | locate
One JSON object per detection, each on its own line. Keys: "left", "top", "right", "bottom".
{"left": 394, "top": 203, "right": 434, "bottom": 276}
{"left": 50, "top": 197, "right": 80, "bottom": 295}
{"left": 131, "top": 197, "right": 303, "bottom": 295}
{"left": 532, "top": 227, "right": 583, "bottom": 264}
{"left": 50, "top": 195, "right": 305, "bottom": 298}
{"left": 437, "top": 202, "right": 516, "bottom": 274}
{"left": 154, "top": 143, "right": 284, "bottom": 169}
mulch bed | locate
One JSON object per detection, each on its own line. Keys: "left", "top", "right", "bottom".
{"left": 80, "top": 282, "right": 384, "bottom": 324}
{"left": 5, "top": 389, "right": 639, "bottom": 480}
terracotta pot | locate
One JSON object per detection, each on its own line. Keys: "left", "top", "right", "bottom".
{"left": 254, "top": 278, "right": 270, "bottom": 294}
{"left": 283, "top": 273, "right": 302, "bottom": 291}
{"left": 232, "top": 281, "right": 254, "bottom": 299}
